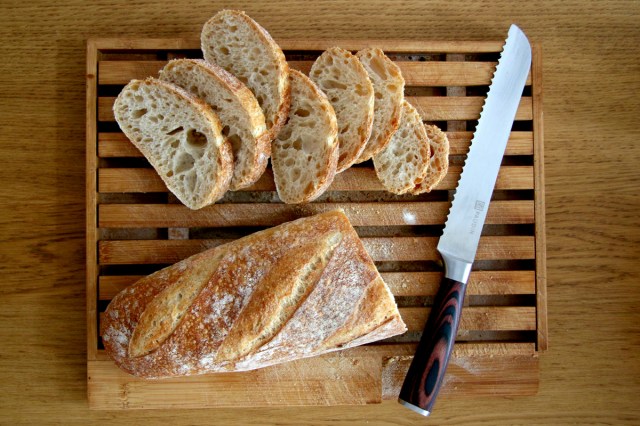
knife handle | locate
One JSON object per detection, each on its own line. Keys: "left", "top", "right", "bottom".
{"left": 398, "top": 277, "right": 468, "bottom": 416}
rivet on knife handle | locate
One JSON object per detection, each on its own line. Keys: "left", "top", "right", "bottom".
{"left": 398, "top": 24, "right": 531, "bottom": 416}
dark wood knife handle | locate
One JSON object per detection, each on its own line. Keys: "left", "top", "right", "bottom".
{"left": 399, "top": 277, "right": 468, "bottom": 415}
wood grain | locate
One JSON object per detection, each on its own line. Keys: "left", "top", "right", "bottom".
{"left": 97, "top": 165, "right": 534, "bottom": 192}
{"left": 98, "top": 270, "right": 536, "bottom": 299}
{"left": 98, "top": 59, "right": 532, "bottom": 86}
{"left": 98, "top": 95, "right": 533, "bottom": 122}
{"left": 97, "top": 236, "right": 535, "bottom": 264}
{"left": 97, "top": 131, "right": 534, "bottom": 157}
{"left": 2, "top": 0, "right": 639, "bottom": 424}
{"left": 97, "top": 201, "right": 535, "bottom": 227}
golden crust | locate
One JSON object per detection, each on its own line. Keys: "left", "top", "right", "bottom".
{"left": 201, "top": 10, "right": 290, "bottom": 140}
{"left": 101, "top": 211, "right": 406, "bottom": 378}
{"left": 355, "top": 48, "right": 405, "bottom": 163}
{"left": 310, "top": 47, "right": 374, "bottom": 173}
{"left": 411, "top": 124, "right": 450, "bottom": 194}
{"left": 160, "top": 59, "right": 271, "bottom": 191}
{"left": 272, "top": 69, "right": 338, "bottom": 204}
{"left": 113, "top": 78, "right": 233, "bottom": 209}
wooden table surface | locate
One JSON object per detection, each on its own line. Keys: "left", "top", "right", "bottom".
{"left": 1, "top": 1, "right": 639, "bottom": 424}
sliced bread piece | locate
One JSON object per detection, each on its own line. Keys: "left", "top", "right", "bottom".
{"left": 201, "top": 10, "right": 290, "bottom": 140}
{"left": 272, "top": 69, "right": 338, "bottom": 204}
{"left": 373, "top": 100, "right": 430, "bottom": 195}
{"left": 159, "top": 59, "right": 270, "bottom": 191}
{"left": 410, "top": 124, "right": 450, "bottom": 194}
{"left": 309, "top": 47, "right": 374, "bottom": 173}
{"left": 355, "top": 48, "right": 405, "bottom": 163}
{"left": 113, "top": 78, "right": 233, "bottom": 209}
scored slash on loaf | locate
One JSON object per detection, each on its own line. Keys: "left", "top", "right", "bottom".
{"left": 100, "top": 210, "right": 407, "bottom": 379}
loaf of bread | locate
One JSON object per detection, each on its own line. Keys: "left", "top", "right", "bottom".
{"left": 201, "top": 10, "right": 290, "bottom": 141}
{"left": 373, "top": 100, "right": 431, "bottom": 194}
{"left": 101, "top": 210, "right": 406, "bottom": 378}
{"left": 310, "top": 47, "right": 374, "bottom": 173}
{"left": 113, "top": 78, "right": 233, "bottom": 209}
{"left": 159, "top": 59, "right": 270, "bottom": 191}
{"left": 272, "top": 69, "right": 338, "bottom": 204}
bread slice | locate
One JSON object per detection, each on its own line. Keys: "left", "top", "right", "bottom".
{"left": 355, "top": 48, "right": 405, "bottom": 163}
{"left": 159, "top": 59, "right": 270, "bottom": 191}
{"left": 373, "top": 100, "right": 431, "bottom": 195}
{"left": 201, "top": 10, "right": 290, "bottom": 141}
{"left": 411, "top": 125, "right": 450, "bottom": 194}
{"left": 309, "top": 47, "right": 374, "bottom": 173}
{"left": 272, "top": 69, "right": 338, "bottom": 204}
{"left": 113, "top": 78, "right": 233, "bottom": 209}
{"left": 101, "top": 210, "right": 406, "bottom": 378}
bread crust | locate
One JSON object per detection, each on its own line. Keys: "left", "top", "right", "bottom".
{"left": 310, "top": 47, "right": 374, "bottom": 173}
{"left": 113, "top": 78, "right": 233, "bottom": 209}
{"left": 355, "top": 48, "right": 405, "bottom": 163}
{"left": 272, "top": 69, "right": 338, "bottom": 204}
{"left": 372, "top": 100, "right": 431, "bottom": 195}
{"left": 101, "top": 211, "right": 406, "bottom": 378}
{"left": 160, "top": 59, "right": 271, "bottom": 190}
{"left": 201, "top": 10, "right": 291, "bottom": 141}
{"left": 410, "top": 124, "right": 450, "bottom": 194}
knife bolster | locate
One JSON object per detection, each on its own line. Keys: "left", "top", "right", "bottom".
{"left": 439, "top": 251, "right": 472, "bottom": 284}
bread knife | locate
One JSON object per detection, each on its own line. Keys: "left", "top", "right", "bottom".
{"left": 398, "top": 24, "right": 532, "bottom": 416}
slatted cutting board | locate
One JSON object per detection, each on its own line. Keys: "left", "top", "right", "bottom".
{"left": 86, "top": 38, "right": 546, "bottom": 410}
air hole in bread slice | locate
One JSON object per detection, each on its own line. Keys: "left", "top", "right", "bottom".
{"left": 132, "top": 108, "right": 147, "bottom": 118}
{"left": 322, "top": 79, "right": 347, "bottom": 91}
{"left": 369, "top": 56, "right": 388, "bottom": 79}
{"left": 294, "top": 108, "right": 311, "bottom": 117}
{"left": 218, "top": 46, "right": 230, "bottom": 55}
{"left": 166, "top": 126, "right": 183, "bottom": 136}
{"left": 174, "top": 152, "right": 195, "bottom": 174}
{"left": 186, "top": 129, "right": 207, "bottom": 148}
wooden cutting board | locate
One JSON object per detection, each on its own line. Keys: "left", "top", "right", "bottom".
{"left": 86, "top": 37, "right": 546, "bottom": 410}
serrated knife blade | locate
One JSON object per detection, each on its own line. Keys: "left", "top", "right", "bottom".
{"left": 398, "top": 25, "right": 532, "bottom": 416}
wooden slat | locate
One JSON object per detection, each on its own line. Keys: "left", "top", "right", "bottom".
{"left": 88, "top": 356, "right": 382, "bottom": 409}
{"left": 98, "top": 306, "right": 535, "bottom": 338}
{"left": 381, "top": 353, "right": 538, "bottom": 399}
{"left": 98, "top": 200, "right": 534, "bottom": 228}
{"left": 93, "top": 342, "right": 536, "bottom": 362}
{"left": 532, "top": 44, "right": 548, "bottom": 351}
{"left": 97, "top": 165, "right": 533, "bottom": 193}
{"left": 98, "top": 95, "right": 532, "bottom": 122}
{"left": 98, "top": 133, "right": 142, "bottom": 157}
{"left": 86, "top": 40, "right": 99, "bottom": 361}
{"left": 97, "top": 131, "right": 533, "bottom": 157}
{"left": 89, "top": 38, "right": 506, "bottom": 53}
{"left": 409, "top": 96, "right": 533, "bottom": 121}
{"left": 98, "top": 60, "right": 532, "bottom": 86}
{"left": 382, "top": 270, "right": 535, "bottom": 297}
{"left": 280, "top": 39, "right": 506, "bottom": 53}
{"left": 98, "top": 270, "right": 536, "bottom": 300}
{"left": 97, "top": 236, "right": 534, "bottom": 265}
{"left": 400, "top": 306, "right": 536, "bottom": 332}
